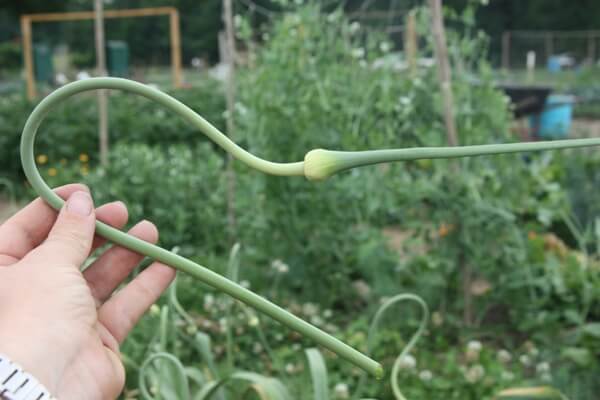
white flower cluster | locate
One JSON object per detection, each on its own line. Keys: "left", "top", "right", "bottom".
{"left": 349, "top": 21, "right": 361, "bottom": 34}
{"left": 271, "top": 259, "right": 289, "bottom": 274}
{"left": 333, "top": 383, "right": 349, "bottom": 399}
{"left": 497, "top": 349, "right": 512, "bottom": 364}
{"left": 464, "top": 364, "right": 485, "bottom": 383}
{"left": 466, "top": 340, "right": 482, "bottom": 362}
{"left": 379, "top": 41, "right": 392, "bottom": 53}
{"left": 302, "top": 302, "right": 319, "bottom": 317}
{"left": 351, "top": 48, "right": 365, "bottom": 59}
{"left": 397, "top": 354, "right": 417, "bottom": 370}
{"left": 418, "top": 369, "right": 433, "bottom": 382}
{"left": 463, "top": 341, "right": 485, "bottom": 384}
{"left": 204, "top": 293, "right": 215, "bottom": 311}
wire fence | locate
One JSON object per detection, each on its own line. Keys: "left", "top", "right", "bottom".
{"left": 502, "top": 30, "right": 600, "bottom": 70}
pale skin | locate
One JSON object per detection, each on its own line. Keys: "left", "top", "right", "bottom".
{"left": 0, "top": 183, "right": 176, "bottom": 399}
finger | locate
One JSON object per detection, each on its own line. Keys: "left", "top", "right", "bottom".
{"left": 23, "top": 191, "right": 96, "bottom": 268}
{"left": 0, "top": 200, "right": 127, "bottom": 267}
{"left": 99, "top": 262, "right": 176, "bottom": 343}
{"left": 85, "top": 220, "right": 158, "bottom": 303}
{"left": 91, "top": 201, "right": 128, "bottom": 252}
{"left": 0, "top": 183, "right": 88, "bottom": 264}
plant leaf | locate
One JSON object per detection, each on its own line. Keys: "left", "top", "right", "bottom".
{"left": 496, "top": 386, "right": 569, "bottom": 399}
{"left": 194, "top": 371, "right": 292, "bottom": 400}
{"left": 193, "top": 332, "right": 220, "bottom": 380}
{"left": 139, "top": 352, "right": 191, "bottom": 400}
{"left": 305, "top": 348, "right": 329, "bottom": 400}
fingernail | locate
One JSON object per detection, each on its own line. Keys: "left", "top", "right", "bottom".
{"left": 111, "top": 200, "right": 126, "bottom": 209}
{"left": 67, "top": 191, "right": 93, "bottom": 216}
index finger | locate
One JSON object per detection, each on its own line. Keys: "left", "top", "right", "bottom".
{"left": 0, "top": 183, "right": 127, "bottom": 266}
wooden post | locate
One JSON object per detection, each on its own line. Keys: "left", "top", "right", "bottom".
{"left": 429, "top": 0, "right": 474, "bottom": 326}
{"left": 94, "top": 0, "right": 109, "bottom": 166}
{"left": 502, "top": 31, "right": 511, "bottom": 71}
{"left": 588, "top": 32, "right": 596, "bottom": 65}
{"left": 169, "top": 9, "right": 182, "bottom": 87}
{"left": 545, "top": 32, "right": 554, "bottom": 62}
{"left": 526, "top": 51, "right": 536, "bottom": 83}
{"left": 218, "top": 32, "right": 227, "bottom": 64}
{"left": 21, "top": 16, "right": 36, "bottom": 100}
{"left": 223, "top": 0, "right": 238, "bottom": 239}
{"left": 429, "top": 0, "right": 458, "bottom": 147}
{"left": 404, "top": 11, "right": 417, "bottom": 75}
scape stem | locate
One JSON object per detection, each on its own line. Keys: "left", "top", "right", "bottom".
{"left": 20, "top": 77, "right": 381, "bottom": 378}
{"left": 20, "top": 77, "right": 600, "bottom": 379}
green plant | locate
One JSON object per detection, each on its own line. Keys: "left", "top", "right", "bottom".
{"left": 0, "top": 77, "right": 225, "bottom": 185}
{"left": 0, "top": 41, "right": 21, "bottom": 72}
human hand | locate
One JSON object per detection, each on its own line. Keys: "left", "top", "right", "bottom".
{"left": 0, "top": 183, "right": 176, "bottom": 399}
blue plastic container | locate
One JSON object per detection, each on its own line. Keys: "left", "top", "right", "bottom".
{"left": 547, "top": 56, "right": 562, "bottom": 72}
{"left": 529, "top": 95, "right": 575, "bottom": 139}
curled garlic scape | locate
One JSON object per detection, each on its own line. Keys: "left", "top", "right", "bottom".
{"left": 20, "top": 77, "right": 600, "bottom": 379}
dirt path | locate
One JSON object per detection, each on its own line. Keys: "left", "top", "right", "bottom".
{"left": 572, "top": 118, "right": 600, "bottom": 138}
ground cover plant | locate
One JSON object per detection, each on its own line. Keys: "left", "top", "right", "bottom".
{"left": 3, "top": 2, "right": 600, "bottom": 399}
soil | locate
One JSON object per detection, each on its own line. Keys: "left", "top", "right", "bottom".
{"left": 572, "top": 118, "right": 600, "bottom": 138}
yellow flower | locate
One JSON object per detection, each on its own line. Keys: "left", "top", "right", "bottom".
{"left": 36, "top": 154, "right": 48, "bottom": 165}
{"left": 48, "top": 167, "right": 57, "bottom": 177}
{"left": 438, "top": 223, "right": 454, "bottom": 238}
{"left": 79, "top": 153, "right": 89, "bottom": 163}
{"left": 80, "top": 166, "right": 89, "bottom": 176}
{"left": 528, "top": 231, "right": 537, "bottom": 240}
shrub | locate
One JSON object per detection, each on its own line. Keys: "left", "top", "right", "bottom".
{"left": 0, "top": 77, "right": 225, "bottom": 187}
{"left": 0, "top": 41, "right": 21, "bottom": 72}
{"left": 42, "top": 143, "right": 228, "bottom": 254}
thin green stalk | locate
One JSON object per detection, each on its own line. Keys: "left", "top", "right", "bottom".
{"left": 560, "top": 211, "right": 593, "bottom": 322}
{"left": 303, "top": 140, "right": 600, "bottom": 180}
{"left": 20, "top": 78, "right": 381, "bottom": 378}
{"left": 20, "top": 77, "right": 600, "bottom": 379}
{"left": 139, "top": 352, "right": 191, "bottom": 400}
{"left": 159, "top": 306, "right": 170, "bottom": 353}
{"left": 353, "top": 294, "right": 429, "bottom": 400}
{"left": 168, "top": 275, "right": 196, "bottom": 328}
{"left": 226, "top": 243, "right": 241, "bottom": 370}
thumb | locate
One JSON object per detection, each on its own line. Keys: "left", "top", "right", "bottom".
{"left": 27, "top": 190, "right": 96, "bottom": 268}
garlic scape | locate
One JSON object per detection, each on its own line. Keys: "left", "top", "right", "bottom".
{"left": 20, "top": 77, "right": 600, "bottom": 380}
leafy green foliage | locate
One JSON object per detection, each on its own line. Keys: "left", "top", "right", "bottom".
{"left": 43, "top": 142, "right": 228, "bottom": 253}
{"left": 0, "top": 41, "right": 21, "bottom": 72}
{"left": 3, "top": 2, "right": 600, "bottom": 399}
{"left": 0, "top": 78, "right": 225, "bottom": 188}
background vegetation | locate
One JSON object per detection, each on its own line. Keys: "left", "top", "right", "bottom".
{"left": 3, "top": 0, "right": 600, "bottom": 66}
{"left": 0, "top": 1, "right": 599, "bottom": 399}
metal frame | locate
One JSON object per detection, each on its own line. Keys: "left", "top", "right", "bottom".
{"left": 20, "top": 6, "right": 182, "bottom": 99}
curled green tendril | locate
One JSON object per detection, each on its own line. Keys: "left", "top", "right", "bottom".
{"left": 139, "top": 352, "right": 191, "bottom": 400}
{"left": 20, "top": 77, "right": 600, "bottom": 380}
{"left": 372, "top": 295, "right": 428, "bottom": 400}
{"left": 354, "top": 294, "right": 429, "bottom": 400}
{"left": 20, "top": 77, "right": 380, "bottom": 378}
